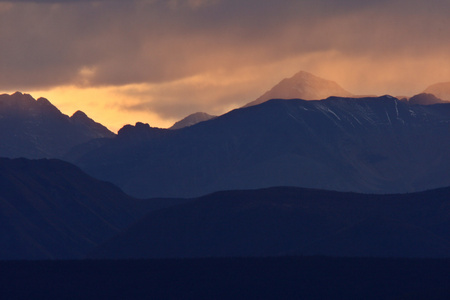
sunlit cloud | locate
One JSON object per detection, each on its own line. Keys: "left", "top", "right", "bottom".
{"left": 1, "top": 0, "right": 450, "bottom": 129}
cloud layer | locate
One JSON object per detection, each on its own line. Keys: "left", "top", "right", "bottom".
{"left": 1, "top": 0, "right": 450, "bottom": 126}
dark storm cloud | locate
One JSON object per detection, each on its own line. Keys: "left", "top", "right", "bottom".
{"left": 1, "top": 0, "right": 450, "bottom": 120}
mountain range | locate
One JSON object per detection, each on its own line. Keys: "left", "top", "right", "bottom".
{"left": 169, "top": 71, "right": 450, "bottom": 128}
{"left": 2, "top": 156, "right": 449, "bottom": 260}
{"left": 0, "top": 92, "right": 114, "bottom": 159}
{"left": 0, "top": 70, "right": 450, "bottom": 263}
{"left": 69, "top": 95, "right": 450, "bottom": 198}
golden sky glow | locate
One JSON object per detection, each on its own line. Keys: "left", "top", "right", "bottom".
{"left": 26, "top": 85, "right": 176, "bottom": 133}
{"left": 1, "top": 0, "right": 450, "bottom": 131}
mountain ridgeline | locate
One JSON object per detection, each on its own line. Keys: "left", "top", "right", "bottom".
{"left": 0, "top": 157, "right": 187, "bottom": 260}
{"left": 71, "top": 96, "right": 450, "bottom": 198}
{"left": 0, "top": 92, "right": 114, "bottom": 159}
{"left": 2, "top": 157, "right": 449, "bottom": 260}
{"left": 90, "top": 186, "right": 450, "bottom": 259}
{"left": 1, "top": 76, "right": 450, "bottom": 262}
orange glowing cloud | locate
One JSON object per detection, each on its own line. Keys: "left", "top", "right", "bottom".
{"left": 1, "top": 0, "right": 449, "bottom": 130}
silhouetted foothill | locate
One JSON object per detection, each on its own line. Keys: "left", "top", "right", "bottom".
{"left": 0, "top": 157, "right": 187, "bottom": 260}
{"left": 118, "top": 122, "right": 169, "bottom": 140}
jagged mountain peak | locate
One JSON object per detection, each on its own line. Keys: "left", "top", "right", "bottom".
{"left": 71, "top": 110, "right": 88, "bottom": 118}
{"left": 0, "top": 92, "right": 115, "bottom": 158}
{"left": 290, "top": 70, "right": 329, "bottom": 81}
{"left": 70, "top": 110, "right": 115, "bottom": 138}
{"left": 36, "top": 97, "right": 53, "bottom": 106}
{"left": 244, "top": 71, "right": 353, "bottom": 107}
{"left": 170, "top": 112, "right": 217, "bottom": 130}
{"left": 0, "top": 91, "right": 36, "bottom": 107}
{"left": 0, "top": 93, "right": 61, "bottom": 121}
{"left": 10, "top": 91, "right": 33, "bottom": 99}
{"left": 70, "top": 110, "right": 94, "bottom": 122}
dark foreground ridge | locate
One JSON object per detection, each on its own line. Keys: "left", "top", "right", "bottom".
{"left": 1, "top": 257, "right": 449, "bottom": 300}
{"left": 0, "top": 157, "right": 188, "bottom": 260}
{"left": 90, "top": 186, "right": 450, "bottom": 259}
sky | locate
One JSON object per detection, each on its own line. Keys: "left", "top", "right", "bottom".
{"left": 1, "top": 0, "right": 450, "bottom": 131}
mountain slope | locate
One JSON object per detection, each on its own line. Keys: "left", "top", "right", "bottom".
{"left": 423, "top": 82, "right": 450, "bottom": 101}
{"left": 89, "top": 186, "right": 450, "bottom": 259}
{"left": 0, "top": 157, "right": 184, "bottom": 260}
{"left": 170, "top": 112, "right": 217, "bottom": 129}
{"left": 72, "top": 96, "right": 450, "bottom": 198}
{"left": 0, "top": 92, "right": 115, "bottom": 159}
{"left": 244, "top": 71, "right": 353, "bottom": 107}
{"left": 408, "top": 93, "right": 445, "bottom": 105}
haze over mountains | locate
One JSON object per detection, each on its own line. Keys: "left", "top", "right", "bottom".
{"left": 1, "top": 71, "right": 449, "bottom": 199}
{"left": 174, "top": 71, "right": 354, "bottom": 128}
{"left": 1, "top": 70, "right": 450, "bottom": 262}
{"left": 244, "top": 71, "right": 354, "bottom": 107}
{"left": 423, "top": 82, "right": 450, "bottom": 101}
{"left": 170, "top": 112, "right": 217, "bottom": 129}
{"left": 170, "top": 71, "right": 449, "bottom": 129}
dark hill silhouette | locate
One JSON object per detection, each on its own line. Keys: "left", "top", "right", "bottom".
{"left": 71, "top": 96, "right": 450, "bottom": 198}
{"left": 244, "top": 71, "right": 353, "bottom": 107}
{"left": 0, "top": 157, "right": 187, "bottom": 260}
{"left": 89, "top": 186, "right": 450, "bottom": 259}
{"left": 0, "top": 92, "right": 114, "bottom": 159}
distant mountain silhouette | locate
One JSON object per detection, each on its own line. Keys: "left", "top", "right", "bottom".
{"left": 89, "top": 186, "right": 450, "bottom": 259}
{"left": 170, "top": 112, "right": 217, "bottom": 129}
{"left": 244, "top": 71, "right": 353, "bottom": 107}
{"left": 0, "top": 92, "right": 114, "bottom": 159}
{"left": 423, "top": 82, "right": 450, "bottom": 101}
{"left": 408, "top": 93, "right": 445, "bottom": 105}
{"left": 0, "top": 157, "right": 187, "bottom": 260}
{"left": 71, "top": 96, "right": 450, "bottom": 198}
